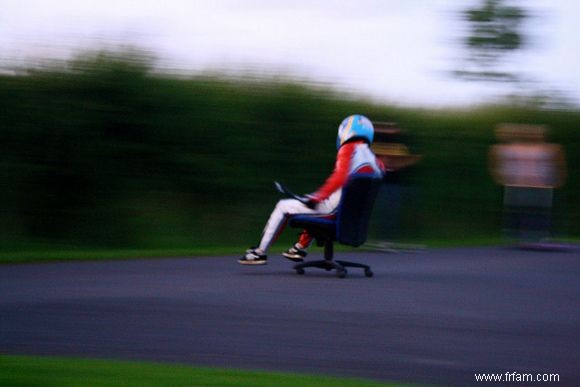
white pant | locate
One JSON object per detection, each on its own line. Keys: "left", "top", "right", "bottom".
{"left": 258, "top": 190, "right": 342, "bottom": 252}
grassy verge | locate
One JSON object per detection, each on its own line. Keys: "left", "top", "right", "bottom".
{"left": 0, "top": 355, "right": 406, "bottom": 387}
{"left": 0, "top": 240, "right": 486, "bottom": 264}
{"left": 0, "top": 246, "right": 245, "bottom": 265}
{"left": 1, "top": 236, "right": 576, "bottom": 265}
{"left": 0, "top": 242, "right": 517, "bottom": 265}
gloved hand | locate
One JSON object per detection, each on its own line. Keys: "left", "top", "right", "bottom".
{"left": 301, "top": 194, "right": 319, "bottom": 209}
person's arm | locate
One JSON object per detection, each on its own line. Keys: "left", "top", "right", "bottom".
{"left": 309, "top": 143, "right": 355, "bottom": 202}
{"left": 375, "top": 156, "right": 386, "bottom": 173}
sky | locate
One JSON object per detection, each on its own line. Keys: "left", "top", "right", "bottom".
{"left": 1, "top": 0, "right": 579, "bottom": 107}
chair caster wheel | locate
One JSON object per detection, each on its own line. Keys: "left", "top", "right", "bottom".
{"left": 296, "top": 268, "right": 305, "bottom": 275}
{"left": 337, "top": 269, "right": 347, "bottom": 278}
{"left": 364, "top": 269, "right": 373, "bottom": 277}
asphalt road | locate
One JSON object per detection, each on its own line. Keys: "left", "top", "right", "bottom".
{"left": 1, "top": 246, "right": 579, "bottom": 385}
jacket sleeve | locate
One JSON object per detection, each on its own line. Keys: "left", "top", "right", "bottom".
{"left": 376, "top": 156, "right": 386, "bottom": 174}
{"left": 310, "top": 143, "right": 355, "bottom": 202}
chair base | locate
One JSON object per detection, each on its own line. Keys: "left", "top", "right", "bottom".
{"left": 293, "top": 259, "right": 373, "bottom": 278}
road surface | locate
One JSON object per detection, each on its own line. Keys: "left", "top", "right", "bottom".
{"left": 1, "top": 246, "right": 578, "bottom": 385}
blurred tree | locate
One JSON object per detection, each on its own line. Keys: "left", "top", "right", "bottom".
{"left": 455, "top": 0, "right": 527, "bottom": 82}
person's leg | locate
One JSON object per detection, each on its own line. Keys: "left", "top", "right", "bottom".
{"left": 239, "top": 191, "right": 341, "bottom": 265}
{"left": 297, "top": 231, "right": 313, "bottom": 248}
{"left": 239, "top": 199, "right": 318, "bottom": 265}
{"left": 257, "top": 198, "right": 318, "bottom": 253}
{"left": 282, "top": 231, "right": 312, "bottom": 262}
{"left": 281, "top": 189, "right": 342, "bottom": 261}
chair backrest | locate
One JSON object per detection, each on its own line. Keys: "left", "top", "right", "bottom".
{"left": 336, "top": 174, "right": 383, "bottom": 247}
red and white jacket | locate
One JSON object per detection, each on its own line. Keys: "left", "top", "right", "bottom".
{"left": 310, "top": 140, "right": 385, "bottom": 203}
{"left": 294, "top": 140, "right": 384, "bottom": 248}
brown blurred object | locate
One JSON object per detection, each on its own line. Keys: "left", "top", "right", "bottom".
{"left": 372, "top": 122, "right": 422, "bottom": 171}
{"left": 489, "top": 124, "right": 567, "bottom": 188}
{"left": 488, "top": 123, "right": 567, "bottom": 245}
{"left": 367, "top": 121, "right": 422, "bottom": 250}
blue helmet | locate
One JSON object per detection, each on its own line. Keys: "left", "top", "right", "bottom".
{"left": 336, "top": 114, "right": 374, "bottom": 149}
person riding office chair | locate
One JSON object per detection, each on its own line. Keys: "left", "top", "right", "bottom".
{"left": 238, "top": 114, "right": 385, "bottom": 268}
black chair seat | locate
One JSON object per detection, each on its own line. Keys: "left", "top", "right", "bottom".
{"left": 289, "top": 216, "right": 336, "bottom": 242}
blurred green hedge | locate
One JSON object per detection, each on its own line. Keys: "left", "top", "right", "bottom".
{"left": 0, "top": 52, "right": 577, "bottom": 250}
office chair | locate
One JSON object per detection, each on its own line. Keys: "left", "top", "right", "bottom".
{"left": 289, "top": 173, "right": 383, "bottom": 278}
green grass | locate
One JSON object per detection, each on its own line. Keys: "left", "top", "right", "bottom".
{"left": 0, "top": 246, "right": 245, "bottom": 265}
{"left": 1, "top": 235, "right": 576, "bottom": 265}
{"left": 0, "top": 245, "right": 371, "bottom": 265}
{"left": 0, "top": 355, "right": 407, "bottom": 387}
{"left": 0, "top": 237, "right": 525, "bottom": 265}
{"left": 412, "top": 235, "right": 505, "bottom": 248}
{"left": 0, "top": 240, "right": 481, "bottom": 265}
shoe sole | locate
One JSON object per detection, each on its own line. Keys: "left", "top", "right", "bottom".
{"left": 238, "top": 260, "right": 267, "bottom": 265}
{"left": 282, "top": 254, "right": 304, "bottom": 263}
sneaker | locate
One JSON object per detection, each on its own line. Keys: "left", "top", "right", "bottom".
{"left": 282, "top": 243, "right": 307, "bottom": 262}
{"left": 238, "top": 248, "right": 267, "bottom": 265}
